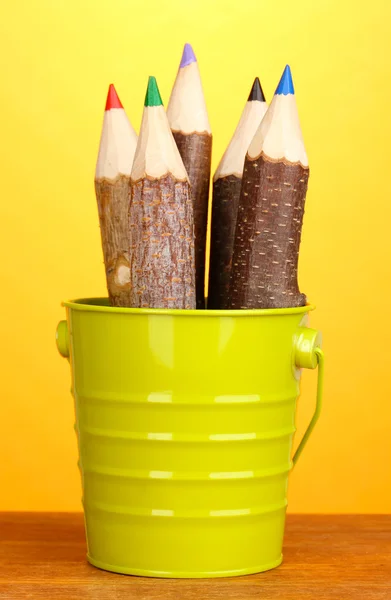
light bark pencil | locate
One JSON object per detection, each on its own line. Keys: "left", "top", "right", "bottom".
{"left": 95, "top": 84, "right": 138, "bottom": 307}
{"left": 208, "top": 77, "right": 268, "bottom": 309}
{"left": 129, "top": 76, "right": 196, "bottom": 309}
{"left": 167, "top": 43, "right": 212, "bottom": 309}
{"left": 229, "top": 66, "right": 309, "bottom": 309}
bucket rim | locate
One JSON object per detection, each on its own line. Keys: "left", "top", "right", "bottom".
{"left": 62, "top": 297, "right": 315, "bottom": 317}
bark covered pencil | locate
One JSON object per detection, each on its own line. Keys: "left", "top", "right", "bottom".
{"left": 129, "top": 76, "right": 196, "bottom": 309}
{"left": 167, "top": 43, "right": 212, "bottom": 308}
{"left": 208, "top": 78, "right": 268, "bottom": 309}
{"left": 95, "top": 84, "right": 138, "bottom": 307}
{"left": 229, "top": 65, "right": 309, "bottom": 309}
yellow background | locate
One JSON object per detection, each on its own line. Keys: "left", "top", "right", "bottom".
{"left": 1, "top": 0, "right": 390, "bottom": 512}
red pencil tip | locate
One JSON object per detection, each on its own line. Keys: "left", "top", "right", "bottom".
{"left": 105, "top": 84, "right": 123, "bottom": 110}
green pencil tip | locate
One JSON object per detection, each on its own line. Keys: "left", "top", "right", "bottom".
{"left": 144, "top": 76, "right": 163, "bottom": 107}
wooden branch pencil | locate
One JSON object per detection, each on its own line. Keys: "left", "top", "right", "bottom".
{"left": 208, "top": 77, "right": 268, "bottom": 309}
{"left": 95, "top": 84, "right": 138, "bottom": 307}
{"left": 167, "top": 43, "right": 212, "bottom": 308}
{"left": 129, "top": 76, "right": 196, "bottom": 309}
{"left": 229, "top": 66, "right": 309, "bottom": 309}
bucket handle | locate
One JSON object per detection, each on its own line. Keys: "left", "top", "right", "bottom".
{"left": 292, "top": 329, "right": 324, "bottom": 466}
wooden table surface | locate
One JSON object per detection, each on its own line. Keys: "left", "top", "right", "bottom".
{"left": 0, "top": 513, "right": 390, "bottom": 599}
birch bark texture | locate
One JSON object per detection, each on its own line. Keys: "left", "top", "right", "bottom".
{"left": 229, "top": 66, "right": 309, "bottom": 309}
{"left": 208, "top": 78, "right": 268, "bottom": 309}
{"left": 129, "top": 76, "right": 196, "bottom": 309}
{"left": 167, "top": 44, "right": 212, "bottom": 309}
{"left": 95, "top": 84, "right": 138, "bottom": 306}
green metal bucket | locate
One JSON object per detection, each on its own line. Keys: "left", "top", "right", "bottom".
{"left": 56, "top": 298, "right": 323, "bottom": 578}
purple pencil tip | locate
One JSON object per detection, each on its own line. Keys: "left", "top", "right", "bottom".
{"left": 179, "top": 43, "right": 197, "bottom": 68}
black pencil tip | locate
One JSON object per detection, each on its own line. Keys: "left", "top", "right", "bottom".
{"left": 248, "top": 77, "right": 266, "bottom": 102}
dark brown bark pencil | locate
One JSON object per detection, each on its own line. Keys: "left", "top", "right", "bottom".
{"left": 208, "top": 175, "right": 242, "bottom": 309}
{"left": 172, "top": 131, "right": 211, "bottom": 308}
{"left": 129, "top": 76, "right": 196, "bottom": 310}
{"left": 229, "top": 66, "right": 309, "bottom": 310}
{"left": 94, "top": 84, "right": 137, "bottom": 307}
{"left": 167, "top": 43, "right": 212, "bottom": 309}
{"left": 208, "top": 78, "right": 267, "bottom": 309}
{"left": 229, "top": 155, "right": 308, "bottom": 309}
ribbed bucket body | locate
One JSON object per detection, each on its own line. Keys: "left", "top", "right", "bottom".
{"left": 65, "top": 299, "right": 311, "bottom": 578}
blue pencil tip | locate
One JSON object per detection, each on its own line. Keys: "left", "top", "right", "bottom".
{"left": 180, "top": 43, "right": 197, "bottom": 68}
{"left": 275, "top": 65, "right": 294, "bottom": 96}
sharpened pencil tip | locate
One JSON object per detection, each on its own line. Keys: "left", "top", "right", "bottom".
{"left": 275, "top": 65, "right": 294, "bottom": 96}
{"left": 105, "top": 84, "right": 124, "bottom": 110}
{"left": 144, "top": 76, "right": 163, "bottom": 107}
{"left": 179, "top": 43, "right": 197, "bottom": 68}
{"left": 248, "top": 77, "right": 266, "bottom": 102}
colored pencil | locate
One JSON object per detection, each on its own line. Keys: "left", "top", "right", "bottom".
{"left": 167, "top": 43, "right": 212, "bottom": 309}
{"left": 95, "top": 84, "right": 138, "bottom": 307}
{"left": 229, "top": 66, "right": 309, "bottom": 309}
{"left": 208, "top": 77, "right": 268, "bottom": 309}
{"left": 129, "top": 77, "right": 196, "bottom": 309}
